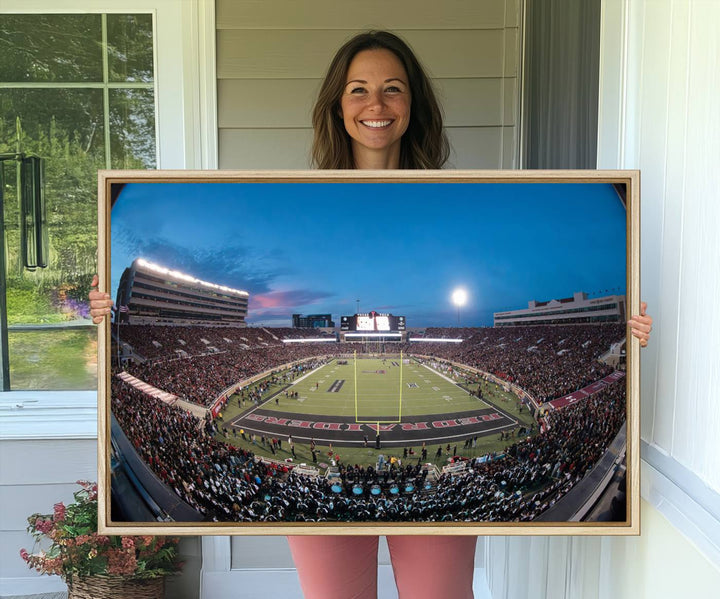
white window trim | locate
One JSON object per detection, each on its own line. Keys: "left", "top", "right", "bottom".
{"left": 0, "top": 0, "right": 218, "bottom": 169}
{"left": 0, "top": 0, "right": 217, "bottom": 436}
{"left": 642, "top": 443, "right": 720, "bottom": 567}
{"left": 0, "top": 391, "right": 97, "bottom": 440}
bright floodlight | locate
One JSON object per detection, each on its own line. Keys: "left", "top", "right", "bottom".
{"left": 452, "top": 288, "right": 468, "bottom": 307}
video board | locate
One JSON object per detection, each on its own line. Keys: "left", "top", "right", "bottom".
{"left": 341, "top": 311, "right": 406, "bottom": 331}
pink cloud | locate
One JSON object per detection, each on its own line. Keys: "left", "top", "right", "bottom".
{"left": 250, "top": 289, "right": 332, "bottom": 312}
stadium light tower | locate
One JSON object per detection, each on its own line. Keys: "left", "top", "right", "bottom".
{"left": 451, "top": 288, "right": 468, "bottom": 327}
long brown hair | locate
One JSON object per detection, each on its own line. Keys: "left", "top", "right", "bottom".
{"left": 311, "top": 31, "right": 449, "bottom": 169}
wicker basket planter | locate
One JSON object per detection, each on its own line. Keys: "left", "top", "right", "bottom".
{"left": 67, "top": 575, "right": 165, "bottom": 599}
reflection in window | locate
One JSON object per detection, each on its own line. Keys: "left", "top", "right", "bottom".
{"left": 0, "top": 13, "right": 156, "bottom": 390}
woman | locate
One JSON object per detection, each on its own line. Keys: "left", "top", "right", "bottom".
{"left": 90, "top": 31, "right": 653, "bottom": 599}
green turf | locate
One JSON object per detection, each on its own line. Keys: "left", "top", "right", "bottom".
{"left": 215, "top": 355, "right": 538, "bottom": 468}
{"left": 263, "top": 357, "right": 492, "bottom": 421}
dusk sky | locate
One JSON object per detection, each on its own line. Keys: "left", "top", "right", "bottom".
{"left": 110, "top": 181, "right": 626, "bottom": 327}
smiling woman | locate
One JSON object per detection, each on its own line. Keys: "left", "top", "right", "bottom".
{"left": 311, "top": 30, "right": 448, "bottom": 170}
{"left": 340, "top": 49, "right": 412, "bottom": 169}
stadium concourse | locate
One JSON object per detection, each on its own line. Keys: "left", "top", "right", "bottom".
{"left": 109, "top": 322, "right": 630, "bottom": 524}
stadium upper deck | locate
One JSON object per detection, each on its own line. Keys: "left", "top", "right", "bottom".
{"left": 493, "top": 291, "right": 625, "bottom": 327}
{"left": 116, "top": 258, "right": 249, "bottom": 325}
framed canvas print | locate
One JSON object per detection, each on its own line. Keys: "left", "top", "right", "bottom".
{"left": 97, "top": 170, "right": 640, "bottom": 536}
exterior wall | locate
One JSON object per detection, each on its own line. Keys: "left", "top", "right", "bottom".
{"left": 216, "top": 0, "right": 522, "bottom": 169}
{"left": 0, "top": 394, "right": 201, "bottom": 599}
{"left": 0, "top": 434, "right": 97, "bottom": 596}
{"left": 485, "top": 500, "right": 720, "bottom": 599}
{"left": 485, "top": 0, "right": 720, "bottom": 597}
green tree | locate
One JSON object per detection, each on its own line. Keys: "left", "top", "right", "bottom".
{"left": 1, "top": 13, "right": 155, "bottom": 323}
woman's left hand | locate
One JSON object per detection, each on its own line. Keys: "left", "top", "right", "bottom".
{"left": 627, "top": 301, "right": 653, "bottom": 348}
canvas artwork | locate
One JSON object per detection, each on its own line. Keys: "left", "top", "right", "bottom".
{"left": 97, "top": 170, "right": 640, "bottom": 535}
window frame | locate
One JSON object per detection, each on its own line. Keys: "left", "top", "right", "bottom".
{"left": 0, "top": 0, "right": 217, "bottom": 436}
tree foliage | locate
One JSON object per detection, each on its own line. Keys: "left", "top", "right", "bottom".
{"left": 1, "top": 13, "right": 155, "bottom": 322}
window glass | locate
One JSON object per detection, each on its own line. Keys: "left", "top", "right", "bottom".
{"left": 0, "top": 14, "right": 103, "bottom": 82}
{"left": 107, "top": 14, "right": 154, "bottom": 83}
{"left": 0, "top": 13, "right": 155, "bottom": 390}
{"left": 109, "top": 89, "right": 156, "bottom": 169}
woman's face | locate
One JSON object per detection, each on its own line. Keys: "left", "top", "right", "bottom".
{"left": 340, "top": 49, "right": 411, "bottom": 166}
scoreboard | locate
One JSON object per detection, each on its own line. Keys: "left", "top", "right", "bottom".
{"left": 341, "top": 311, "right": 406, "bottom": 331}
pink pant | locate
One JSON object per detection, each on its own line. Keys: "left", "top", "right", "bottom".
{"left": 287, "top": 535, "right": 477, "bottom": 599}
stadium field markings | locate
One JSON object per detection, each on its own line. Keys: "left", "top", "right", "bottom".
{"left": 432, "top": 386, "right": 441, "bottom": 391}
{"left": 419, "top": 362, "right": 459, "bottom": 386}
{"left": 237, "top": 357, "right": 506, "bottom": 423}
{"left": 231, "top": 420, "right": 516, "bottom": 448}
{"left": 226, "top": 365, "right": 524, "bottom": 449}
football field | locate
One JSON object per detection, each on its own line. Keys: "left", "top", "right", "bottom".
{"left": 263, "top": 357, "right": 491, "bottom": 421}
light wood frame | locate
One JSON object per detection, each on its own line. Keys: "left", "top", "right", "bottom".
{"left": 97, "top": 169, "right": 640, "bottom": 536}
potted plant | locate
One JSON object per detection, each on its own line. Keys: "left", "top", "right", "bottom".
{"left": 20, "top": 480, "right": 182, "bottom": 599}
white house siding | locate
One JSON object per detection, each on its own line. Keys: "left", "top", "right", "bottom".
{"left": 485, "top": 0, "right": 720, "bottom": 597}
{"left": 216, "top": 0, "right": 522, "bottom": 169}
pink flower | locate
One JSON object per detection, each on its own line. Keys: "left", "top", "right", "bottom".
{"left": 53, "top": 502, "right": 66, "bottom": 522}
{"left": 107, "top": 548, "right": 137, "bottom": 576}
{"left": 19, "top": 548, "right": 29, "bottom": 562}
{"left": 34, "top": 518, "right": 54, "bottom": 534}
{"left": 121, "top": 537, "right": 135, "bottom": 549}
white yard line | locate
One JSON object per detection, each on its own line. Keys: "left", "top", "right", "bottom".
{"left": 419, "top": 361, "right": 461, "bottom": 386}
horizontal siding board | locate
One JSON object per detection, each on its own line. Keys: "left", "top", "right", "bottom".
{"left": 0, "top": 439, "right": 96, "bottom": 485}
{"left": 446, "top": 126, "right": 505, "bottom": 169}
{"left": 217, "top": 0, "right": 508, "bottom": 30}
{"left": 0, "top": 483, "right": 85, "bottom": 530}
{"left": 505, "top": 0, "right": 521, "bottom": 28}
{"left": 439, "top": 79, "right": 508, "bottom": 126}
{"left": 0, "top": 531, "right": 50, "bottom": 578}
{"left": 219, "top": 78, "right": 513, "bottom": 128}
{"left": 218, "top": 30, "right": 507, "bottom": 79}
{"left": 219, "top": 126, "right": 513, "bottom": 170}
{"left": 219, "top": 129, "right": 313, "bottom": 169}
{"left": 218, "top": 79, "right": 319, "bottom": 128}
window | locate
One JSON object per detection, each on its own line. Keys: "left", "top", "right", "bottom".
{"left": 1, "top": 13, "right": 156, "bottom": 390}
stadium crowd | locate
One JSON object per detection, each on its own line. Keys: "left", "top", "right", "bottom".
{"left": 112, "top": 372, "right": 625, "bottom": 522}
{"left": 109, "top": 321, "right": 628, "bottom": 522}
{"left": 116, "top": 323, "right": 625, "bottom": 407}
{"left": 410, "top": 324, "right": 624, "bottom": 402}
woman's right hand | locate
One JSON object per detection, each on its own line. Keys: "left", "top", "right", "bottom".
{"left": 89, "top": 274, "right": 113, "bottom": 324}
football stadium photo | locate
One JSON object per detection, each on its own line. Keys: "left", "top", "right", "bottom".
{"left": 105, "top": 177, "right": 632, "bottom": 528}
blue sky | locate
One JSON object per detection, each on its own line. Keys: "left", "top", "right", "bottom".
{"left": 110, "top": 181, "right": 626, "bottom": 327}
